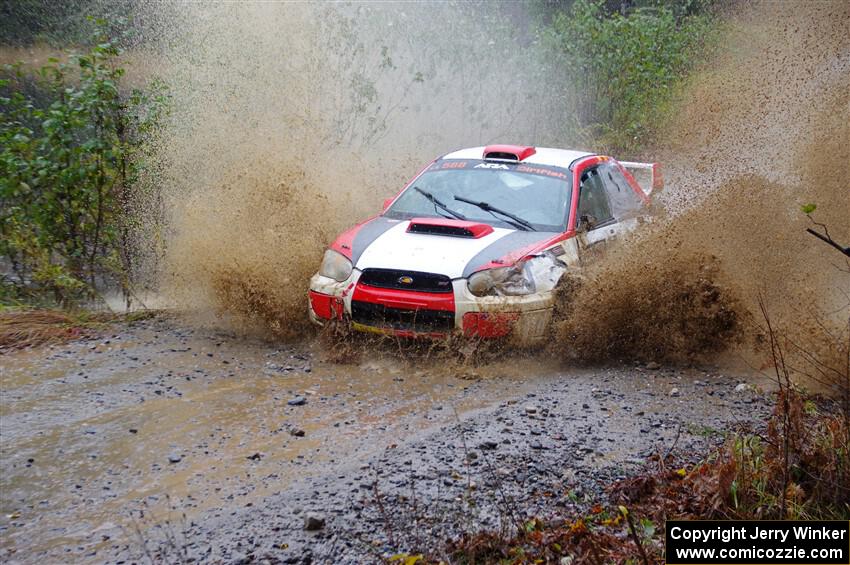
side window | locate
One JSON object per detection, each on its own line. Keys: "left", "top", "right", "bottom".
{"left": 578, "top": 168, "right": 613, "bottom": 228}
{"left": 600, "top": 163, "right": 645, "bottom": 219}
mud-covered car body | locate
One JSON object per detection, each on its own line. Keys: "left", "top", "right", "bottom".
{"left": 308, "top": 145, "right": 660, "bottom": 345}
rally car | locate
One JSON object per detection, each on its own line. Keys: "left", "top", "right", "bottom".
{"left": 308, "top": 145, "right": 661, "bottom": 345}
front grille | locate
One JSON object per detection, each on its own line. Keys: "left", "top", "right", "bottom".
{"left": 358, "top": 268, "right": 453, "bottom": 293}
{"left": 351, "top": 301, "right": 455, "bottom": 333}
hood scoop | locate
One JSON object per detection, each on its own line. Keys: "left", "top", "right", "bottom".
{"left": 407, "top": 218, "right": 494, "bottom": 239}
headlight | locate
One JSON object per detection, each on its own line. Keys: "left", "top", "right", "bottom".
{"left": 467, "top": 262, "right": 536, "bottom": 297}
{"left": 318, "top": 249, "right": 353, "bottom": 282}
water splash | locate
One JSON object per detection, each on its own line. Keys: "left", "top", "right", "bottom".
{"left": 553, "top": 0, "right": 849, "bottom": 369}
{"left": 141, "top": 2, "right": 562, "bottom": 335}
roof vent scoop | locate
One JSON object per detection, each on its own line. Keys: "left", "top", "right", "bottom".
{"left": 483, "top": 144, "right": 536, "bottom": 162}
{"left": 407, "top": 218, "right": 494, "bottom": 239}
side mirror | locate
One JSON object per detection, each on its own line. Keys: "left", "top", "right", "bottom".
{"left": 578, "top": 214, "right": 597, "bottom": 232}
{"left": 382, "top": 197, "right": 393, "bottom": 212}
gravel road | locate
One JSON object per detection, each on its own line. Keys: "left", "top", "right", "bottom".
{"left": 0, "top": 316, "right": 774, "bottom": 564}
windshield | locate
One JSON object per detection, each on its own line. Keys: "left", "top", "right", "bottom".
{"left": 385, "top": 159, "right": 572, "bottom": 232}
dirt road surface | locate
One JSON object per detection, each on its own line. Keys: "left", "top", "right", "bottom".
{"left": 0, "top": 316, "right": 774, "bottom": 563}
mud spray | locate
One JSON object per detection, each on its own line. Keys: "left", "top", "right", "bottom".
{"left": 142, "top": 1, "right": 848, "bottom": 379}
{"left": 554, "top": 0, "right": 849, "bottom": 379}
{"left": 136, "top": 2, "right": 563, "bottom": 338}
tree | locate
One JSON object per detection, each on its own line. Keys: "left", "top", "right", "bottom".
{"left": 0, "top": 19, "right": 167, "bottom": 306}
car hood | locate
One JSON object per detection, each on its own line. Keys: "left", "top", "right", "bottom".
{"left": 349, "top": 217, "right": 559, "bottom": 279}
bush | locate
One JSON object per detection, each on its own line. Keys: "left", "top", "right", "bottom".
{"left": 541, "top": 0, "right": 717, "bottom": 151}
{"left": 0, "top": 19, "right": 167, "bottom": 306}
{"left": 0, "top": 0, "right": 135, "bottom": 47}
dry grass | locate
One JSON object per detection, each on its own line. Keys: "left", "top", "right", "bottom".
{"left": 0, "top": 308, "right": 155, "bottom": 351}
{"left": 421, "top": 394, "right": 848, "bottom": 565}
{"left": 0, "top": 310, "right": 85, "bottom": 351}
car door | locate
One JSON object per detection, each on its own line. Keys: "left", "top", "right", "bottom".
{"left": 598, "top": 162, "right": 648, "bottom": 235}
{"left": 575, "top": 166, "right": 620, "bottom": 249}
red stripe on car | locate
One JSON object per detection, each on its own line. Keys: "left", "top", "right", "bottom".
{"left": 352, "top": 284, "right": 455, "bottom": 312}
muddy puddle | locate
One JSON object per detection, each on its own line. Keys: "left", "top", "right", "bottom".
{"left": 0, "top": 316, "right": 564, "bottom": 561}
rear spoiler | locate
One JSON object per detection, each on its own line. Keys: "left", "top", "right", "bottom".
{"left": 619, "top": 161, "right": 663, "bottom": 196}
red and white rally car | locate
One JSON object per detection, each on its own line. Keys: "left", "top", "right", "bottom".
{"left": 308, "top": 145, "right": 661, "bottom": 345}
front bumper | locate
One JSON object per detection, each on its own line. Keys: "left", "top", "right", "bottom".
{"left": 308, "top": 270, "right": 554, "bottom": 346}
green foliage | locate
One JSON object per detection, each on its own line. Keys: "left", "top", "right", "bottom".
{"left": 0, "top": 19, "right": 167, "bottom": 306}
{"left": 541, "top": 0, "right": 718, "bottom": 151}
{"left": 0, "top": 0, "right": 136, "bottom": 47}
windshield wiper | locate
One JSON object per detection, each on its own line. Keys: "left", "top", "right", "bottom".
{"left": 453, "top": 196, "right": 533, "bottom": 231}
{"left": 413, "top": 186, "right": 467, "bottom": 221}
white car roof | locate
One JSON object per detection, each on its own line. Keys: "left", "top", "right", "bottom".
{"left": 441, "top": 146, "right": 594, "bottom": 170}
